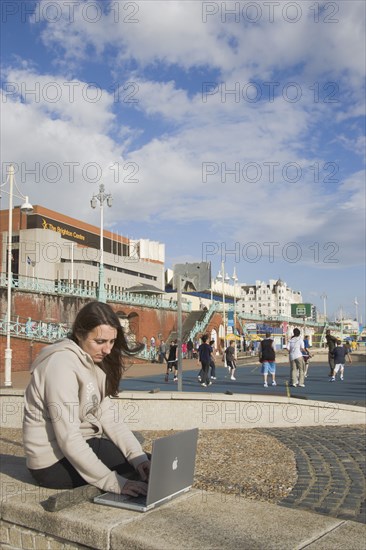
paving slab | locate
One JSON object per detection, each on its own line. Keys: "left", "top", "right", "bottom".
{"left": 110, "top": 491, "right": 365, "bottom": 550}
{"left": 1, "top": 477, "right": 138, "bottom": 549}
{"left": 304, "top": 521, "right": 366, "bottom": 549}
{"left": 1, "top": 440, "right": 366, "bottom": 549}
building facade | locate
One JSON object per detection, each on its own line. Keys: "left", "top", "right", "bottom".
{"left": 238, "top": 278, "right": 303, "bottom": 318}
{"left": 0, "top": 205, "right": 165, "bottom": 293}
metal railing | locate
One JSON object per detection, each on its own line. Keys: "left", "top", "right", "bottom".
{"left": 0, "top": 315, "right": 70, "bottom": 342}
{"left": 187, "top": 302, "right": 219, "bottom": 342}
{"left": 0, "top": 273, "right": 191, "bottom": 312}
{"left": 136, "top": 347, "right": 157, "bottom": 361}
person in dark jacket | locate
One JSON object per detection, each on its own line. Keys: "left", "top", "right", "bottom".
{"left": 225, "top": 340, "right": 237, "bottom": 381}
{"left": 258, "top": 332, "right": 276, "bottom": 387}
{"left": 331, "top": 339, "right": 352, "bottom": 382}
{"left": 209, "top": 339, "right": 216, "bottom": 379}
{"left": 325, "top": 329, "right": 338, "bottom": 377}
{"left": 187, "top": 338, "right": 194, "bottom": 359}
{"left": 165, "top": 340, "right": 178, "bottom": 383}
{"left": 197, "top": 334, "right": 212, "bottom": 387}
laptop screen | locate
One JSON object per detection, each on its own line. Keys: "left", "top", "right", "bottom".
{"left": 146, "top": 428, "right": 199, "bottom": 506}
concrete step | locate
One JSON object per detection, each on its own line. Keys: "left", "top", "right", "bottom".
{"left": 1, "top": 464, "right": 366, "bottom": 550}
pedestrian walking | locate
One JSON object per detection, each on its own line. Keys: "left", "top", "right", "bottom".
{"left": 325, "top": 329, "right": 338, "bottom": 378}
{"left": 197, "top": 334, "right": 212, "bottom": 387}
{"left": 209, "top": 339, "right": 216, "bottom": 379}
{"left": 331, "top": 339, "right": 352, "bottom": 382}
{"left": 287, "top": 328, "right": 306, "bottom": 387}
{"left": 303, "top": 334, "right": 312, "bottom": 378}
{"left": 158, "top": 339, "right": 166, "bottom": 364}
{"left": 165, "top": 340, "right": 178, "bottom": 382}
{"left": 187, "top": 338, "right": 194, "bottom": 359}
{"left": 258, "top": 332, "right": 276, "bottom": 387}
{"left": 225, "top": 340, "right": 237, "bottom": 380}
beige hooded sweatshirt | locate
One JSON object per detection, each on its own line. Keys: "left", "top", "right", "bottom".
{"left": 23, "top": 339, "right": 147, "bottom": 493}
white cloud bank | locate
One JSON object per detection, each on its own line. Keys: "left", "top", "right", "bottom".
{"left": 1, "top": 0, "right": 365, "bottom": 268}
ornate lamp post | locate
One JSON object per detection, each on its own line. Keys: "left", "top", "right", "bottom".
{"left": 90, "top": 184, "right": 112, "bottom": 303}
{"left": 320, "top": 292, "right": 327, "bottom": 321}
{"left": 232, "top": 267, "right": 238, "bottom": 359}
{"left": 1, "top": 164, "right": 33, "bottom": 386}
{"left": 217, "top": 261, "right": 230, "bottom": 351}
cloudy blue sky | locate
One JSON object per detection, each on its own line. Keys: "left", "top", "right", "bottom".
{"left": 1, "top": 0, "right": 365, "bottom": 321}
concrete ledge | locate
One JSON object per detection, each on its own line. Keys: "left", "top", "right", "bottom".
{"left": 1, "top": 389, "right": 365, "bottom": 430}
{"left": 1, "top": 464, "right": 366, "bottom": 550}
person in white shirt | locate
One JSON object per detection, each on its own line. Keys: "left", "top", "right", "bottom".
{"left": 287, "top": 328, "right": 306, "bottom": 387}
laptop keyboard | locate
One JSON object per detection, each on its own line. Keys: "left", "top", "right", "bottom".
{"left": 125, "top": 494, "right": 147, "bottom": 505}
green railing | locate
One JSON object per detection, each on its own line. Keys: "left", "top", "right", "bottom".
{"left": 0, "top": 273, "right": 191, "bottom": 312}
{"left": 188, "top": 302, "right": 219, "bottom": 342}
{"left": 238, "top": 312, "right": 328, "bottom": 327}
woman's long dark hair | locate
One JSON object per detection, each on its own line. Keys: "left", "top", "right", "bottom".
{"left": 69, "top": 301, "right": 144, "bottom": 396}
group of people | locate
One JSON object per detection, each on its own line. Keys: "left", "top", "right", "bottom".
{"left": 162, "top": 328, "right": 354, "bottom": 388}
{"left": 162, "top": 338, "right": 199, "bottom": 382}
{"left": 196, "top": 337, "right": 237, "bottom": 387}
{"left": 258, "top": 328, "right": 352, "bottom": 388}
{"left": 196, "top": 335, "right": 218, "bottom": 387}
{"left": 158, "top": 338, "right": 195, "bottom": 364}
{"left": 257, "top": 329, "right": 309, "bottom": 388}
{"left": 163, "top": 335, "right": 238, "bottom": 387}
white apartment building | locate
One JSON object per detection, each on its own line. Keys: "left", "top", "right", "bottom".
{"left": 238, "top": 278, "right": 303, "bottom": 317}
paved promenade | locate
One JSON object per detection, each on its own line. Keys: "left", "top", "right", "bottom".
{"left": 1, "top": 353, "right": 365, "bottom": 548}
{"left": 263, "top": 426, "right": 365, "bottom": 524}
{"left": 118, "top": 358, "right": 366, "bottom": 407}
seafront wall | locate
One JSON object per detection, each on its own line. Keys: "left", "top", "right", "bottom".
{"left": 1, "top": 389, "right": 365, "bottom": 431}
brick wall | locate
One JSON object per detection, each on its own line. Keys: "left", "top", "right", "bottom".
{"left": 0, "top": 289, "right": 243, "bottom": 371}
{"left": 0, "top": 336, "right": 46, "bottom": 372}
{"left": 0, "top": 289, "right": 190, "bottom": 372}
{"left": 0, "top": 519, "right": 90, "bottom": 549}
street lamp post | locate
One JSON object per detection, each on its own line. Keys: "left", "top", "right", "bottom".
{"left": 232, "top": 267, "right": 238, "bottom": 359}
{"left": 90, "top": 184, "right": 112, "bottom": 303}
{"left": 320, "top": 292, "right": 327, "bottom": 321}
{"left": 354, "top": 297, "right": 359, "bottom": 324}
{"left": 176, "top": 276, "right": 183, "bottom": 391}
{"left": 69, "top": 241, "right": 75, "bottom": 292}
{"left": 217, "top": 261, "right": 230, "bottom": 352}
{"left": 1, "top": 164, "right": 33, "bottom": 387}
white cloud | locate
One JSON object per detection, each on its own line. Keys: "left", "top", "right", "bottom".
{"left": 3, "top": 68, "right": 116, "bottom": 132}
{"left": 35, "top": 0, "right": 365, "bottom": 86}
{"left": 37, "top": 0, "right": 234, "bottom": 69}
{"left": 2, "top": 62, "right": 364, "bottom": 270}
{"left": 1, "top": 1, "right": 364, "bottom": 274}
{"left": 1, "top": 80, "right": 128, "bottom": 223}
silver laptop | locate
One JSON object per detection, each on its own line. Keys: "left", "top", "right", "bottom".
{"left": 94, "top": 428, "right": 198, "bottom": 512}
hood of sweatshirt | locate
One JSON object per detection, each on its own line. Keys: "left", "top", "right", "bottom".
{"left": 30, "top": 338, "right": 93, "bottom": 374}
